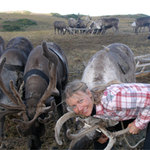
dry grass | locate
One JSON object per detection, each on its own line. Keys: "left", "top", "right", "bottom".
{"left": 0, "top": 12, "right": 150, "bottom": 149}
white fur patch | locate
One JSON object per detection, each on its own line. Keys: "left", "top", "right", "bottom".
{"left": 131, "top": 22, "right": 136, "bottom": 27}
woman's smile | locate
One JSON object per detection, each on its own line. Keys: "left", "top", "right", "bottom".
{"left": 67, "top": 90, "right": 94, "bottom": 116}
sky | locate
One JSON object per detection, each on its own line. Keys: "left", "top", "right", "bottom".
{"left": 0, "top": 0, "right": 150, "bottom": 17}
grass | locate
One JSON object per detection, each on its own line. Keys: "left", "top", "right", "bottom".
{"left": 0, "top": 12, "right": 150, "bottom": 149}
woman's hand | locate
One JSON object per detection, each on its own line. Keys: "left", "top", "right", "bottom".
{"left": 128, "top": 122, "right": 140, "bottom": 134}
{"left": 97, "top": 133, "right": 109, "bottom": 144}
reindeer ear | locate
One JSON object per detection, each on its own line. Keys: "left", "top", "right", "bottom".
{"left": 42, "top": 41, "right": 58, "bottom": 66}
{"left": 42, "top": 41, "right": 48, "bottom": 58}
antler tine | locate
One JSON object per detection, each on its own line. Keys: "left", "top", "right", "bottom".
{"left": 0, "top": 103, "right": 24, "bottom": 111}
{"left": 9, "top": 80, "right": 26, "bottom": 108}
{"left": 0, "top": 109, "right": 19, "bottom": 119}
{"left": 9, "top": 80, "right": 29, "bottom": 120}
{"left": 38, "top": 100, "right": 56, "bottom": 124}
{"left": 38, "top": 111, "right": 54, "bottom": 124}
{"left": 0, "top": 57, "right": 18, "bottom": 105}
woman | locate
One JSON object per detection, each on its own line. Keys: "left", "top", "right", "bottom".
{"left": 63, "top": 80, "right": 150, "bottom": 149}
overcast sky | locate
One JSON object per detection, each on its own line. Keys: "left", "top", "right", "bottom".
{"left": 0, "top": 0, "right": 150, "bottom": 16}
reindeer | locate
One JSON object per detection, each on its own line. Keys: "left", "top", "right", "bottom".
{"left": 88, "top": 18, "right": 119, "bottom": 35}
{"left": 99, "top": 18, "right": 119, "bottom": 34}
{"left": 54, "top": 43, "right": 146, "bottom": 150}
{"left": 67, "top": 17, "right": 91, "bottom": 34}
{"left": 53, "top": 21, "right": 67, "bottom": 35}
{"left": 134, "top": 16, "right": 150, "bottom": 34}
{"left": 0, "top": 41, "right": 68, "bottom": 149}
{"left": 0, "top": 37, "right": 33, "bottom": 148}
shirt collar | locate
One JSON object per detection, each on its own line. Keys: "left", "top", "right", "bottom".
{"left": 91, "top": 104, "right": 96, "bottom": 116}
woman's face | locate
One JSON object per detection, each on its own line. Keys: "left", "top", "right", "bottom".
{"left": 66, "top": 89, "right": 94, "bottom": 116}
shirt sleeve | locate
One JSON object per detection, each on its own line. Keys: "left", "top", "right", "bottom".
{"left": 134, "top": 105, "right": 150, "bottom": 129}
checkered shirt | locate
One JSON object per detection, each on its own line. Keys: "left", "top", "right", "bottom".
{"left": 93, "top": 83, "right": 150, "bottom": 129}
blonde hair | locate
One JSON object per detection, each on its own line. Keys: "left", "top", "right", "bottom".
{"left": 63, "top": 79, "right": 88, "bottom": 100}
{"left": 91, "top": 80, "right": 121, "bottom": 104}
{"left": 63, "top": 79, "right": 121, "bottom": 104}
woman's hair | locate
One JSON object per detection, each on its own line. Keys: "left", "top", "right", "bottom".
{"left": 91, "top": 80, "right": 121, "bottom": 104}
{"left": 63, "top": 79, "right": 88, "bottom": 101}
{"left": 63, "top": 79, "right": 121, "bottom": 103}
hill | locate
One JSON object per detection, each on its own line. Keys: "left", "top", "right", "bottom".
{"left": 0, "top": 12, "right": 149, "bottom": 32}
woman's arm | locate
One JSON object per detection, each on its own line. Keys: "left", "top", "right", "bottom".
{"left": 134, "top": 106, "right": 150, "bottom": 130}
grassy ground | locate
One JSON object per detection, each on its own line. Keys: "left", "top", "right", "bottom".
{"left": 0, "top": 12, "right": 150, "bottom": 149}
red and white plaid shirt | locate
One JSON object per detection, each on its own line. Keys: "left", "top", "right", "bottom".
{"left": 94, "top": 83, "right": 150, "bottom": 129}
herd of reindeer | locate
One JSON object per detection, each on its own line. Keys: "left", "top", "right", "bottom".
{"left": 0, "top": 19, "right": 150, "bottom": 150}
{"left": 54, "top": 16, "right": 150, "bottom": 36}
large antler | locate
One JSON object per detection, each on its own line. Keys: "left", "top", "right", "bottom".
{"left": 0, "top": 58, "right": 27, "bottom": 120}
{"left": 55, "top": 111, "right": 144, "bottom": 150}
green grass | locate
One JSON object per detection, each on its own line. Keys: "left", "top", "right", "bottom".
{"left": 2, "top": 18, "right": 37, "bottom": 31}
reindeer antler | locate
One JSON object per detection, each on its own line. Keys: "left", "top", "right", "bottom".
{"left": 55, "top": 111, "right": 144, "bottom": 150}
{"left": 0, "top": 57, "right": 27, "bottom": 120}
{"left": 55, "top": 111, "right": 77, "bottom": 145}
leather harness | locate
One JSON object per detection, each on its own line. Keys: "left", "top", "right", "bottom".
{"left": 23, "top": 46, "right": 68, "bottom": 85}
